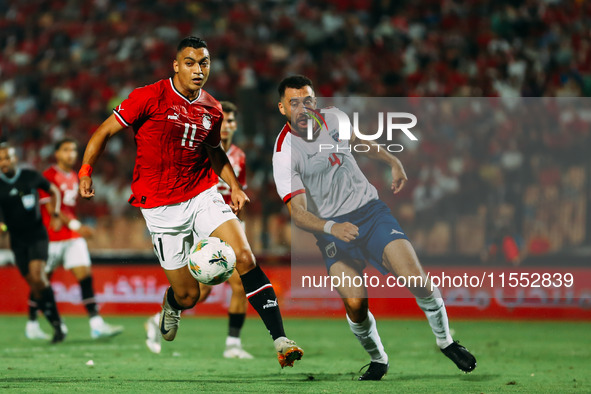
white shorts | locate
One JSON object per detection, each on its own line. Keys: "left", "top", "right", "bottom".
{"left": 46, "top": 237, "right": 92, "bottom": 273}
{"left": 141, "top": 186, "right": 237, "bottom": 270}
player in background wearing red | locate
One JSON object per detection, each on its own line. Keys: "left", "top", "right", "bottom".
{"left": 27, "top": 138, "right": 124, "bottom": 340}
{"left": 144, "top": 101, "right": 253, "bottom": 358}
{"left": 80, "top": 37, "right": 302, "bottom": 367}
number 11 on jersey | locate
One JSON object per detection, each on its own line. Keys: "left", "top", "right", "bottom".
{"left": 182, "top": 123, "right": 197, "bottom": 148}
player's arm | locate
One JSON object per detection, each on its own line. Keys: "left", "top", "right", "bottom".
{"left": 287, "top": 194, "right": 358, "bottom": 243}
{"left": 47, "top": 183, "right": 63, "bottom": 231}
{"left": 352, "top": 140, "right": 408, "bottom": 194}
{"left": 79, "top": 114, "right": 125, "bottom": 199}
{"left": 205, "top": 144, "right": 249, "bottom": 215}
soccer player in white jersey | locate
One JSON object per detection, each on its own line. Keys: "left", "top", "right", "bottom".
{"left": 272, "top": 75, "right": 476, "bottom": 380}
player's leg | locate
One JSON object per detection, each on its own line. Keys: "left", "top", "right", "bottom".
{"left": 25, "top": 258, "right": 65, "bottom": 343}
{"left": 329, "top": 260, "right": 389, "bottom": 380}
{"left": 25, "top": 291, "right": 48, "bottom": 340}
{"left": 25, "top": 241, "right": 61, "bottom": 340}
{"left": 381, "top": 239, "right": 476, "bottom": 372}
{"left": 141, "top": 199, "right": 200, "bottom": 344}
{"left": 65, "top": 238, "right": 123, "bottom": 339}
{"left": 223, "top": 270, "right": 252, "bottom": 359}
{"left": 161, "top": 263, "right": 201, "bottom": 341}
{"left": 210, "top": 218, "right": 302, "bottom": 367}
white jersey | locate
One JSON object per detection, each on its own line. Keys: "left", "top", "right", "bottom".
{"left": 272, "top": 111, "right": 378, "bottom": 218}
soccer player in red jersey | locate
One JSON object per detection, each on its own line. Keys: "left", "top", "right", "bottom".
{"left": 27, "top": 138, "right": 123, "bottom": 340}
{"left": 79, "top": 37, "right": 302, "bottom": 367}
{"left": 145, "top": 101, "right": 253, "bottom": 357}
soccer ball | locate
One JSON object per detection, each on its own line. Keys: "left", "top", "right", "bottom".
{"left": 188, "top": 237, "right": 236, "bottom": 285}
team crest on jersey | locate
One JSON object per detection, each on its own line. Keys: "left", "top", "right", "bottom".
{"left": 202, "top": 114, "right": 212, "bottom": 130}
{"left": 329, "top": 129, "right": 340, "bottom": 142}
{"left": 325, "top": 242, "right": 337, "bottom": 258}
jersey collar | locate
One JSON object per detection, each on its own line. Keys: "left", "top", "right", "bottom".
{"left": 169, "top": 78, "right": 202, "bottom": 104}
{"left": 53, "top": 164, "right": 73, "bottom": 176}
{"left": 0, "top": 167, "right": 22, "bottom": 184}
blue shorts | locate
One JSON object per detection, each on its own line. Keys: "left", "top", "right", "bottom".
{"left": 315, "top": 199, "right": 409, "bottom": 275}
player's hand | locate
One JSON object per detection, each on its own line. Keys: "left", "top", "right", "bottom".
{"left": 229, "top": 188, "right": 250, "bottom": 215}
{"left": 331, "top": 222, "right": 359, "bottom": 243}
{"left": 78, "top": 225, "right": 95, "bottom": 239}
{"left": 391, "top": 162, "right": 408, "bottom": 194}
{"left": 79, "top": 176, "right": 95, "bottom": 199}
{"left": 50, "top": 216, "right": 63, "bottom": 232}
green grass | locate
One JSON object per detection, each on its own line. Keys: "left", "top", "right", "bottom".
{"left": 0, "top": 316, "right": 589, "bottom": 393}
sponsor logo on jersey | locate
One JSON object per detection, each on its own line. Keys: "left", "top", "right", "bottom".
{"left": 9, "top": 188, "right": 17, "bottom": 196}
{"left": 391, "top": 229, "right": 404, "bottom": 235}
{"left": 325, "top": 242, "right": 337, "bottom": 258}
{"left": 167, "top": 113, "right": 179, "bottom": 120}
{"left": 202, "top": 114, "right": 212, "bottom": 130}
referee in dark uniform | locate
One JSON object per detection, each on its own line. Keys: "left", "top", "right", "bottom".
{"left": 0, "top": 143, "right": 66, "bottom": 343}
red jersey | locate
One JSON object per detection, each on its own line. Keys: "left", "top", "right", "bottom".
{"left": 39, "top": 165, "right": 81, "bottom": 241}
{"left": 217, "top": 144, "right": 247, "bottom": 204}
{"left": 113, "top": 78, "right": 223, "bottom": 208}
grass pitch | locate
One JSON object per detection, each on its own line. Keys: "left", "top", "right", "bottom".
{"left": 0, "top": 315, "right": 589, "bottom": 393}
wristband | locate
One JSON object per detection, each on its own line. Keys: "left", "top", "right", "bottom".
{"left": 323, "top": 220, "right": 336, "bottom": 235}
{"left": 68, "top": 219, "right": 82, "bottom": 231}
{"left": 78, "top": 164, "right": 93, "bottom": 179}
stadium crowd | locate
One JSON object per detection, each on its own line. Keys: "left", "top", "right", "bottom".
{"left": 0, "top": 0, "right": 589, "bottom": 258}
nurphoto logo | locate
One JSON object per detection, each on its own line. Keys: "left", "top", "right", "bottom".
{"left": 305, "top": 107, "right": 418, "bottom": 153}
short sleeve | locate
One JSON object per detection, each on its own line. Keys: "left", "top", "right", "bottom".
{"left": 203, "top": 115, "right": 221, "bottom": 148}
{"left": 113, "top": 87, "right": 150, "bottom": 127}
{"left": 272, "top": 149, "right": 305, "bottom": 204}
{"left": 32, "top": 171, "right": 51, "bottom": 192}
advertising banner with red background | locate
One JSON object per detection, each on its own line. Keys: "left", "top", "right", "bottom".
{"left": 1, "top": 265, "right": 590, "bottom": 320}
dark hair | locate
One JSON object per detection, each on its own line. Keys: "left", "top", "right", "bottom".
{"left": 278, "top": 75, "right": 313, "bottom": 98}
{"left": 177, "top": 36, "right": 208, "bottom": 53}
{"left": 220, "top": 101, "right": 237, "bottom": 114}
{"left": 55, "top": 137, "right": 77, "bottom": 152}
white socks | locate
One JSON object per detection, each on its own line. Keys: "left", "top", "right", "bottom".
{"left": 347, "top": 310, "right": 388, "bottom": 364}
{"left": 415, "top": 292, "right": 453, "bottom": 349}
{"left": 89, "top": 315, "right": 104, "bottom": 330}
{"left": 226, "top": 336, "right": 241, "bottom": 347}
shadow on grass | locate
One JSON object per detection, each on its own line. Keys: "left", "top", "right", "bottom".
{"left": 0, "top": 372, "right": 358, "bottom": 384}
{"left": 394, "top": 373, "right": 500, "bottom": 382}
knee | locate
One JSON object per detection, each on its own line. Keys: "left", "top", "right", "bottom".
{"left": 343, "top": 298, "right": 368, "bottom": 323}
{"left": 27, "top": 268, "right": 48, "bottom": 291}
{"left": 234, "top": 248, "right": 256, "bottom": 273}
{"left": 174, "top": 287, "right": 200, "bottom": 309}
